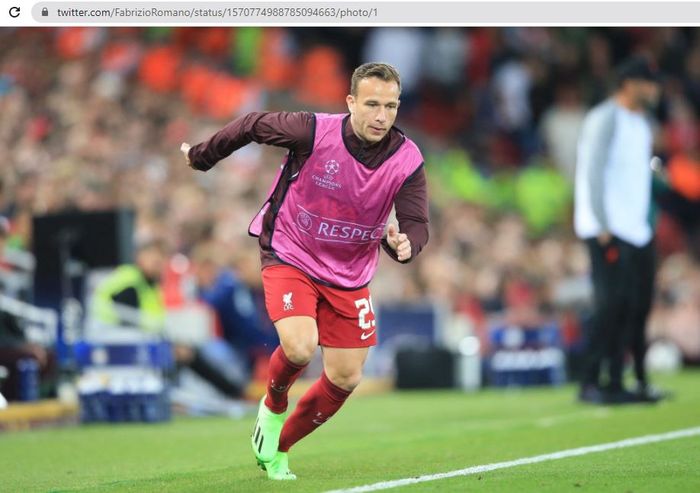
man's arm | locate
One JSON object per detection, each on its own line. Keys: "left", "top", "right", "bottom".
{"left": 184, "top": 112, "right": 314, "bottom": 171}
{"left": 382, "top": 166, "right": 429, "bottom": 263}
{"left": 581, "top": 105, "right": 616, "bottom": 242}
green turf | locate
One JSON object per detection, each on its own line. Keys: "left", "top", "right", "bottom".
{"left": 1, "top": 371, "right": 699, "bottom": 493}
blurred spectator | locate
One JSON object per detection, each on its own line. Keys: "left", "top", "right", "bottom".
{"left": 492, "top": 53, "right": 540, "bottom": 162}
{"left": 648, "top": 253, "right": 700, "bottom": 364}
{"left": 0, "top": 218, "right": 56, "bottom": 401}
{"left": 657, "top": 91, "right": 700, "bottom": 259}
{"left": 91, "top": 239, "right": 245, "bottom": 399}
{"left": 493, "top": 54, "right": 533, "bottom": 134}
{"left": 0, "top": 308, "right": 55, "bottom": 402}
{"left": 295, "top": 46, "right": 347, "bottom": 108}
{"left": 362, "top": 28, "right": 425, "bottom": 102}
{"left": 539, "top": 81, "right": 587, "bottom": 182}
{"left": 423, "top": 28, "right": 469, "bottom": 91}
{"left": 191, "top": 242, "right": 277, "bottom": 372}
{"left": 513, "top": 157, "right": 572, "bottom": 235}
{"left": 92, "top": 239, "right": 168, "bottom": 332}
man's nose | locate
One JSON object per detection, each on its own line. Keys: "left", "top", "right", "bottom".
{"left": 375, "top": 107, "right": 387, "bottom": 123}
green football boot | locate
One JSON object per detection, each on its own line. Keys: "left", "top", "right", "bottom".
{"left": 265, "top": 451, "right": 297, "bottom": 480}
{"left": 251, "top": 397, "right": 287, "bottom": 463}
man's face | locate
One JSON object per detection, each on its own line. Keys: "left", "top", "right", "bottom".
{"left": 346, "top": 77, "right": 400, "bottom": 144}
{"left": 138, "top": 246, "right": 166, "bottom": 281}
{"left": 630, "top": 79, "right": 661, "bottom": 109}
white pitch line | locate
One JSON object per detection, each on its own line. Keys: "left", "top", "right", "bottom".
{"left": 324, "top": 426, "right": 700, "bottom": 493}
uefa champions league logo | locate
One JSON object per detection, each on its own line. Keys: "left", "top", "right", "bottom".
{"left": 312, "top": 160, "right": 342, "bottom": 191}
{"left": 325, "top": 160, "right": 340, "bottom": 175}
{"left": 297, "top": 211, "right": 313, "bottom": 231}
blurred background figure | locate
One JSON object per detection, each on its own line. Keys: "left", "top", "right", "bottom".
{"left": 190, "top": 242, "right": 278, "bottom": 389}
{"left": 574, "top": 56, "right": 662, "bottom": 404}
{"left": 0, "top": 216, "right": 56, "bottom": 401}
{"left": 92, "top": 238, "right": 169, "bottom": 333}
{"left": 91, "top": 238, "right": 246, "bottom": 400}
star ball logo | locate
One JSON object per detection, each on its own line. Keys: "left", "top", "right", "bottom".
{"left": 325, "top": 160, "right": 340, "bottom": 175}
{"left": 297, "top": 211, "right": 313, "bottom": 231}
{"left": 313, "top": 160, "right": 342, "bottom": 191}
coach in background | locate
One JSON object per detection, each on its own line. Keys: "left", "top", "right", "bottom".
{"left": 575, "top": 56, "right": 664, "bottom": 405}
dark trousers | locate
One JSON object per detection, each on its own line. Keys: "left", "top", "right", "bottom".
{"left": 582, "top": 237, "right": 655, "bottom": 389}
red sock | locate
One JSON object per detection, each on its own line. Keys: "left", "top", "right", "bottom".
{"left": 264, "top": 346, "right": 307, "bottom": 414}
{"left": 278, "top": 372, "right": 352, "bottom": 452}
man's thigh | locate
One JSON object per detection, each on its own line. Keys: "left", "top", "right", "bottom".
{"left": 262, "top": 265, "right": 321, "bottom": 356}
{"left": 262, "top": 265, "right": 319, "bottom": 322}
{"left": 316, "top": 286, "right": 377, "bottom": 348}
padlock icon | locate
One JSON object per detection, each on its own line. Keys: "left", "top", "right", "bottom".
{"left": 42, "top": 7, "right": 48, "bottom": 16}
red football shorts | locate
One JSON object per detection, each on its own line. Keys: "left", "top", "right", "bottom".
{"left": 262, "top": 264, "right": 378, "bottom": 348}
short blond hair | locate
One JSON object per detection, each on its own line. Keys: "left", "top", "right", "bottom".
{"left": 350, "top": 62, "right": 401, "bottom": 96}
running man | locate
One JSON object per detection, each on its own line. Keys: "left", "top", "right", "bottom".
{"left": 182, "top": 62, "right": 429, "bottom": 480}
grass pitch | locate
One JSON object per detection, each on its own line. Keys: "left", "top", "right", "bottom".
{"left": 2, "top": 371, "right": 699, "bottom": 493}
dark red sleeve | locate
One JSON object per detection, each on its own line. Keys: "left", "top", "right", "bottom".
{"left": 381, "top": 165, "right": 430, "bottom": 263}
{"left": 188, "top": 111, "right": 314, "bottom": 171}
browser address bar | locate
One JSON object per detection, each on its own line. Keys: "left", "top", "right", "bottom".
{"left": 34, "top": 2, "right": 381, "bottom": 23}
{"left": 30, "top": 2, "right": 700, "bottom": 25}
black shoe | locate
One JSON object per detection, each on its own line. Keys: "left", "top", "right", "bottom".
{"left": 634, "top": 383, "right": 669, "bottom": 403}
{"left": 603, "top": 387, "right": 642, "bottom": 405}
{"left": 578, "top": 384, "right": 606, "bottom": 404}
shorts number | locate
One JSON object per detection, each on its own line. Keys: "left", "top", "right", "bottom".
{"left": 354, "top": 297, "right": 376, "bottom": 329}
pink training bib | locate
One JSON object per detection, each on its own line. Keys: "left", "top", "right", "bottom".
{"left": 250, "top": 113, "right": 423, "bottom": 288}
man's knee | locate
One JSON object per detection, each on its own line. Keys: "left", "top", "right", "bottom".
{"left": 276, "top": 316, "right": 318, "bottom": 365}
{"left": 326, "top": 368, "right": 363, "bottom": 391}
{"left": 281, "top": 338, "right": 316, "bottom": 365}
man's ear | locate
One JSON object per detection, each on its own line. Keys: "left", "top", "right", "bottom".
{"left": 346, "top": 94, "right": 355, "bottom": 113}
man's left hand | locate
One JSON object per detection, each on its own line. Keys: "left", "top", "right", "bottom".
{"left": 386, "top": 223, "right": 412, "bottom": 261}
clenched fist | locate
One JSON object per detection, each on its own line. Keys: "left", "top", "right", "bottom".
{"left": 181, "top": 142, "right": 193, "bottom": 169}
{"left": 386, "top": 223, "right": 411, "bottom": 262}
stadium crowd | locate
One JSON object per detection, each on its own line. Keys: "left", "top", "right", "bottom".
{"left": 1, "top": 26, "right": 700, "bottom": 390}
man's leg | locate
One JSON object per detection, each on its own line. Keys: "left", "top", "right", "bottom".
{"left": 580, "top": 239, "right": 621, "bottom": 400}
{"left": 277, "top": 346, "right": 368, "bottom": 452}
{"left": 254, "top": 265, "right": 321, "bottom": 472}
{"left": 603, "top": 240, "right": 629, "bottom": 394}
{"left": 265, "top": 317, "right": 318, "bottom": 413}
{"left": 253, "top": 316, "right": 317, "bottom": 466}
{"left": 265, "top": 279, "right": 374, "bottom": 479}
{"left": 628, "top": 242, "right": 656, "bottom": 394}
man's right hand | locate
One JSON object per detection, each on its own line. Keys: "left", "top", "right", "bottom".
{"left": 597, "top": 232, "right": 612, "bottom": 246}
{"left": 181, "top": 142, "right": 193, "bottom": 169}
